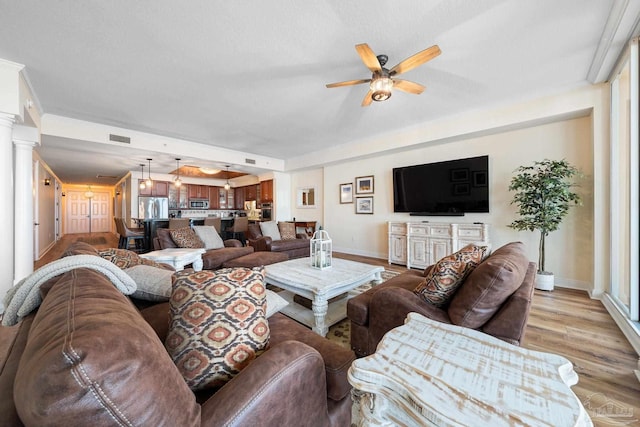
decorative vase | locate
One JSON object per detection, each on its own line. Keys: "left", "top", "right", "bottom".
{"left": 535, "top": 272, "right": 554, "bottom": 291}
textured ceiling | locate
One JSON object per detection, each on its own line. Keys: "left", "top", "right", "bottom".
{"left": 0, "top": 1, "right": 635, "bottom": 184}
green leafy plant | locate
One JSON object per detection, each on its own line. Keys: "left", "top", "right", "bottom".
{"left": 508, "top": 159, "right": 581, "bottom": 273}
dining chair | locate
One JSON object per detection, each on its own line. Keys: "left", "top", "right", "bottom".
{"left": 226, "top": 216, "right": 249, "bottom": 244}
{"left": 168, "top": 218, "right": 191, "bottom": 229}
{"left": 114, "top": 217, "right": 145, "bottom": 251}
{"left": 204, "top": 217, "right": 222, "bottom": 233}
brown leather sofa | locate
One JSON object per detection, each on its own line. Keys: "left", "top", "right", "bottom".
{"left": 347, "top": 242, "right": 535, "bottom": 357}
{"left": 246, "top": 223, "right": 310, "bottom": 259}
{"left": 154, "top": 227, "right": 254, "bottom": 270}
{"left": 0, "top": 243, "right": 355, "bottom": 427}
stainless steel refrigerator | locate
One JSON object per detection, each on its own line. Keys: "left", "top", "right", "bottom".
{"left": 138, "top": 197, "right": 169, "bottom": 219}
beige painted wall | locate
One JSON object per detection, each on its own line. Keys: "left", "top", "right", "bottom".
{"left": 303, "top": 115, "right": 594, "bottom": 290}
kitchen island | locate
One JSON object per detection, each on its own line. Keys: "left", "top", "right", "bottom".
{"left": 133, "top": 218, "right": 169, "bottom": 252}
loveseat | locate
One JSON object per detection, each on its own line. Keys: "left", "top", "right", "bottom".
{"left": 247, "top": 223, "right": 310, "bottom": 259}
{"left": 154, "top": 227, "right": 254, "bottom": 270}
{"left": 347, "top": 241, "right": 535, "bottom": 357}
{"left": 0, "top": 243, "right": 355, "bottom": 426}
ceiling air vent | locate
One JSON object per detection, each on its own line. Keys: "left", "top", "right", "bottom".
{"left": 245, "top": 158, "right": 256, "bottom": 165}
{"left": 109, "top": 134, "right": 131, "bottom": 144}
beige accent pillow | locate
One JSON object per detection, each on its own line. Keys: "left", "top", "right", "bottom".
{"left": 278, "top": 222, "right": 296, "bottom": 240}
{"left": 193, "top": 225, "right": 224, "bottom": 249}
{"left": 124, "top": 265, "right": 173, "bottom": 301}
{"left": 259, "top": 221, "right": 281, "bottom": 241}
{"left": 169, "top": 227, "right": 205, "bottom": 249}
{"left": 414, "top": 244, "right": 488, "bottom": 307}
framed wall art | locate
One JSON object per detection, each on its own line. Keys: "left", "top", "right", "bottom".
{"left": 355, "top": 175, "right": 374, "bottom": 194}
{"left": 340, "top": 183, "right": 353, "bottom": 204}
{"left": 355, "top": 196, "right": 374, "bottom": 214}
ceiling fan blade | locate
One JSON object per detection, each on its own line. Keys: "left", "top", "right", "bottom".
{"left": 326, "top": 79, "right": 371, "bottom": 88}
{"left": 389, "top": 45, "right": 441, "bottom": 76}
{"left": 361, "top": 90, "right": 374, "bottom": 107}
{"left": 393, "top": 79, "right": 425, "bottom": 95}
{"left": 355, "top": 43, "right": 382, "bottom": 73}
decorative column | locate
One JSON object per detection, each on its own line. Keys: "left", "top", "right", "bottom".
{"left": 13, "top": 125, "right": 39, "bottom": 283}
{"left": 0, "top": 113, "right": 15, "bottom": 304}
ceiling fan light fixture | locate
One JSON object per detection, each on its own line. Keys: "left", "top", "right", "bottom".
{"left": 370, "top": 76, "right": 393, "bottom": 102}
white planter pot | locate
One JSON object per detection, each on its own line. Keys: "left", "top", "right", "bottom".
{"left": 535, "top": 272, "right": 554, "bottom": 291}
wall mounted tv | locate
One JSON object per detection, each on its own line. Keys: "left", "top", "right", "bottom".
{"left": 393, "top": 155, "right": 489, "bottom": 215}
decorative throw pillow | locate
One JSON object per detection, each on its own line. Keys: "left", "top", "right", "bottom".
{"left": 193, "top": 225, "right": 225, "bottom": 250}
{"left": 414, "top": 244, "right": 488, "bottom": 307}
{"left": 98, "top": 248, "right": 165, "bottom": 270}
{"left": 259, "top": 221, "right": 282, "bottom": 241}
{"left": 277, "top": 222, "right": 296, "bottom": 240}
{"left": 266, "top": 289, "right": 288, "bottom": 317}
{"left": 169, "top": 227, "right": 205, "bottom": 249}
{"left": 165, "top": 267, "right": 269, "bottom": 391}
{"left": 124, "top": 265, "right": 174, "bottom": 301}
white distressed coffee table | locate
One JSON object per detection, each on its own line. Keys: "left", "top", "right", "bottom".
{"left": 349, "top": 313, "right": 593, "bottom": 427}
{"left": 264, "top": 257, "right": 383, "bottom": 336}
{"left": 140, "top": 248, "right": 205, "bottom": 272}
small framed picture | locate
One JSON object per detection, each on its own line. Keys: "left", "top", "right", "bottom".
{"left": 473, "top": 170, "right": 488, "bottom": 187}
{"left": 340, "top": 183, "right": 353, "bottom": 204}
{"left": 355, "top": 196, "right": 374, "bottom": 214}
{"left": 450, "top": 168, "right": 469, "bottom": 182}
{"left": 355, "top": 175, "right": 374, "bottom": 194}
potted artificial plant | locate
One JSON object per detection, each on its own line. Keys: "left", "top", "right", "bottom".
{"left": 508, "top": 159, "right": 581, "bottom": 291}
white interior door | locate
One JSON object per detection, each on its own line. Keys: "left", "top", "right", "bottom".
{"left": 91, "top": 191, "right": 111, "bottom": 232}
{"left": 67, "top": 191, "right": 90, "bottom": 233}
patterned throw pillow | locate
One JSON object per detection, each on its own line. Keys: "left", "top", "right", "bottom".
{"left": 165, "top": 267, "right": 269, "bottom": 391}
{"left": 414, "top": 244, "right": 488, "bottom": 307}
{"left": 98, "top": 248, "right": 165, "bottom": 269}
{"left": 169, "top": 227, "right": 205, "bottom": 249}
{"left": 278, "top": 222, "right": 296, "bottom": 240}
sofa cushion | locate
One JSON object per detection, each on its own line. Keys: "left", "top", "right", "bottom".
{"left": 193, "top": 225, "right": 224, "bottom": 250}
{"left": 201, "top": 246, "right": 254, "bottom": 270}
{"left": 169, "top": 227, "right": 205, "bottom": 249}
{"left": 278, "top": 222, "right": 296, "bottom": 240}
{"left": 124, "top": 264, "right": 174, "bottom": 301}
{"left": 13, "top": 268, "right": 200, "bottom": 426}
{"left": 448, "top": 242, "right": 529, "bottom": 328}
{"left": 260, "top": 221, "right": 282, "bottom": 241}
{"left": 413, "top": 244, "right": 488, "bottom": 307}
{"left": 165, "top": 268, "right": 269, "bottom": 391}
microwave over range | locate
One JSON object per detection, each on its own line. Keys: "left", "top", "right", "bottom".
{"left": 189, "top": 200, "right": 209, "bottom": 209}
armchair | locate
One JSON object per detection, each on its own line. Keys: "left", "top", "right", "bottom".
{"left": 347, "top": 242, "right": 535, "bottom": 357}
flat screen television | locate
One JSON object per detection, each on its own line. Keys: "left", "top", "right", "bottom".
{"left": 393, "top": 155, "right": 489, "bottom": 215}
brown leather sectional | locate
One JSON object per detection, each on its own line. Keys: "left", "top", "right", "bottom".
{"left": 0, "top": 243, "right": 355, "bottom": 426}
{"left": 246, "top": 223, "right": 310, "bottom": 259}
{"left": 347, "top": 241, "right": 536, "bottom": 358}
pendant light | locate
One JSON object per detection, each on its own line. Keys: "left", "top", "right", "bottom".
{"left": 224, "top": 165, "right": 231, "bottom": 191}
{"left": 139, "top": 164, "right": 146, "bottom": 190}
{"left": 145, "top": 158, "right": 153, "bottom": 187}
{"left": 174, "top": 158, "right": 182, "bottom": 187}
{"left": 84, "top": 185, "right": 94, "bottom": 199}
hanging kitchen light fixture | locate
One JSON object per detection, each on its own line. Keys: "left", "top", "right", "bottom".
{"left": 224, "top": 165, "right": 231, "bottom": 191}
{"left": 139, "top": 164, "right": 146, "bottom": 190}
{"left": 174, "top": 158, "right": 182, "bottom": 187}
{"left": 145, "top": 158, "right": 153, "bottom": 187}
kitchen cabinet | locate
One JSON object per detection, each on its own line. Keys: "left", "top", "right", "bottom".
{"left": 235, "top": 186, "right": 246, "bottom": 209}
{"left": 188, "top": 184, "right": 209, "bottom": 199}
{"left": 168, "top": 185, "right": 188, "bottom": 209}
{"left": 209, "top": 186, "right": 220, "bottom": 209}
{"left": 260, "top": 179, "right": 273, "bottom": 203}
{"left": 245, "top": 184, "right": 258, "bottom": 201}
{"left": 139, "top": 180, "right": 169, "bottom": 197}
{"left": 388, "top": 222, "right": 490, "bottom": 269}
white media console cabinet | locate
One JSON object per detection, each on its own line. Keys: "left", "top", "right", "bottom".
{"left": 388, "top": 221, "right": 490, "bottom": 269}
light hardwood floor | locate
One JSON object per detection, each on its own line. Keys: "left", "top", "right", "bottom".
{"left": 34, "top": 233, "right": 640, "bottom": 426}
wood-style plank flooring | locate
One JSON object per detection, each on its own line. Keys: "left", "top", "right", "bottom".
{"left": 35, "top": 233, "right": 640, "bottom": 426}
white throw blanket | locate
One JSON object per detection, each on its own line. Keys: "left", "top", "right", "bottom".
{"left": 1, "top": 255, "right": 137, "bottom": 326}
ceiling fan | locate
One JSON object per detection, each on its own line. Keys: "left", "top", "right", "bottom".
{"left": 326, "top": 43, "right": 441, "bottom": 107}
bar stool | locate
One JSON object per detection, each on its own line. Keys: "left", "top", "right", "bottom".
{"left": 226, "top": 216, "right": 248, "bottom": 244}
{"left": 168, "top": 218, "right": 191, "bottom": 229}
{"left": 114, "top": 217, "right": 145, "bottom": 251}
{"left": 204, "top": 217, "right": 222, "bottom": 233}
